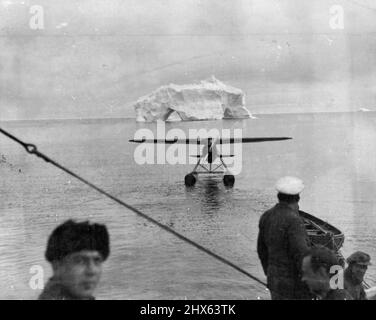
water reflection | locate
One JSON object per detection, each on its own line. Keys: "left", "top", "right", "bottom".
{"left": 185, "top": 177, "right": 229, "bottom": 213}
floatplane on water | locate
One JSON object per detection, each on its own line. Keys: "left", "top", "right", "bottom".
{"left": 129, "top": 135, "right": 291, "bottom": 187}
{"left": 129, "top": 134, "right": 376, "bottom": 296}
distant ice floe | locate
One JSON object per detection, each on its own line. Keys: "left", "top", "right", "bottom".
{"left": 133, "top": 76, "right": 253, "bottom": 122}
{"left": 56, "top": 22, "right": 68, "bottom": 29}
{"left": 358, "top": 108, "right": 372, "bottom": 112}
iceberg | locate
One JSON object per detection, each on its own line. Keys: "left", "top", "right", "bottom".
{"left": 133, "top": 76, "right": 253, "bottom": 122}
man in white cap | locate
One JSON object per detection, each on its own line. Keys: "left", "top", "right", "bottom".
{"left": 257, "top": 176, "right": 311, "bottom": 299}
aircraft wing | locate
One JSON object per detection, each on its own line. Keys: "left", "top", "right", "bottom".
{"left": 219, "top": 137, "right": 292, "bottom": 143}
{"left": 129, "top": 137, "right": 292, "bottom": 144}
{"left": 129, "top": 138, "right": 201, "bottom": 144}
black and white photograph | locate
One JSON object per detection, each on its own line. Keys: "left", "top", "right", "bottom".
{"left": 1, "top": 0, "right": 376, "bottom": 304}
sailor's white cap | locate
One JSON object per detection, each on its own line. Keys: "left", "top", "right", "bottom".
{"left": 275, "top": 176, "right": 304, "bottom": 195}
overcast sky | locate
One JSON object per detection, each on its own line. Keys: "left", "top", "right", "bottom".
{"left": 0, "top": 0, "right": 376, "bottom": 120}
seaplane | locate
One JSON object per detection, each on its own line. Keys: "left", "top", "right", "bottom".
{"left": 129, "top": 136, "right": 292, "bottom": 187}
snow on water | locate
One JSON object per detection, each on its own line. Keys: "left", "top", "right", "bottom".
{"left": 133, "top": 76, "right": 252, "bottom": 122}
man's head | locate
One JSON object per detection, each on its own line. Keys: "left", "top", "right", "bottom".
{"left": 301, "top": 246, "right": 340, "bottom": 296}
{"left": 45, "top": 220, "right": 110, "bottom": 299}
{"left": 346, "top": 251, "right": 371, "bottom": 284}
{"left": 275, "top": 176, "right": 304, "bottom": 210}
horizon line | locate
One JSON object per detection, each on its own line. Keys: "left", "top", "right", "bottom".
{"left": 0, "top": 110, "right": 374, "bottom": 123}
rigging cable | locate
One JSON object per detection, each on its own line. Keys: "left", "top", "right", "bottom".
{"left": 0, "top": 127, "right": 267, "bottom": 289}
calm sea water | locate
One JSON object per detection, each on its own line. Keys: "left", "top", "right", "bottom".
{"left": 0, "top": 112, "right": 376, "bottom": 299}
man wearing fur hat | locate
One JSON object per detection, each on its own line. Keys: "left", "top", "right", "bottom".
{"left": 257, "top": 176, "right": 311, "bottom": 299}
{"left": 38, "top": 220, "right": 110, "bottom": 300}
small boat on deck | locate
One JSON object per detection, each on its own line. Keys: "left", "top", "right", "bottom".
{"left": 299, "top": 211, "right": 376, "bottom": 293}
{"left": 299, "top": 210, "right": 345, "bottom": 253}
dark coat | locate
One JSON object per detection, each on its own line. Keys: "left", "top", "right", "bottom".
{"left": 38, "top": 277, "right": 95, "bottom": 300}
{"left": 344, "top": 268, "right": 367, "bottom": 300}
{"left": 257, "top": 202, "right": 311, "bottom": 299}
